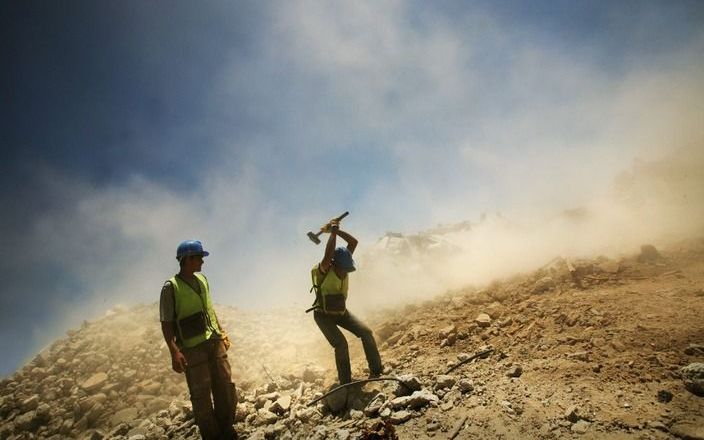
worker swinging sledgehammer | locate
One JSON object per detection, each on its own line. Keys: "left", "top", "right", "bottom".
{"left": 307, "top": 213, "right": 384, "bottom": 387}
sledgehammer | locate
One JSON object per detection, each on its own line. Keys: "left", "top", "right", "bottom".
{"left": 306, "top": 211, "right": 349, "bottom": 245}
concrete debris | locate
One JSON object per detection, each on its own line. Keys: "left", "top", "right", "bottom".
{"left": 475, "top": 313, "right": 492, "bottom": 328}
{"left": 388, "top": 410, "right": 412, "bottom": 425}
{"left": 564, "top": 405, "right": 581, "bottom": 423}
{"left": 458, "top": 378, "right": 474, "bottom": 393}
{"left": 532, "top": 276, "right": 556, "bottom": 294}
{"left": 434, "top": 375, "right": 456, "bottom": 390}
{"left": 669, "top": 418, "right": 704, "bottom": 440}
{"left": 1, "top": 237, "right": 703, "bottom": 439}
{"left": 506, "top": 365, "right": 523, "bottom": 378}
{"left": 390, "top": 390, "right": 438, "bottom": 410}
{"left": 681, "top": 363, "right": 704, "bottom": 396}
{"left": 684, "top": 344, "right": 704, "bottom": 356}
{"left": 571, "top": 420, "right": 590, "bottom": 434}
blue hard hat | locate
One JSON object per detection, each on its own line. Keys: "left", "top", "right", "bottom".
{"left": 333, "top": 247, "right": 356, "bottom": 272}
{"left": 176, "top": 240, "right": 210, "bottom": 259}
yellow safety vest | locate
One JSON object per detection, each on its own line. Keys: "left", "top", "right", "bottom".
{"left": 311, "top": 265, "right": 348, "bottom": 315}
{"left": 171, "top": 273, "right": 221, "bottom": 348}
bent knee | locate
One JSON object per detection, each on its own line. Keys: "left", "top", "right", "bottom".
{"left": 332, "top": 338, "right": 349, "bottom": 351}
{"left": 358, "top": 328, "right": 374, "bottom": 339}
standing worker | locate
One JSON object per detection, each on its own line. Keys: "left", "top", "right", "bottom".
{"left": 159, "top": 240, "right": 237, "bottom": 440}
{"left": 310, "top": 218, "right": 384, "bottom": 384}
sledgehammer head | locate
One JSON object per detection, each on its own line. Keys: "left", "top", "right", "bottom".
{"left": 307, "top": 231, "right": 321, "bottom": 245}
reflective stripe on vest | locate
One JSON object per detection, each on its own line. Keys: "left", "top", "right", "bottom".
{"left": 171, "top": 273, "right": 220, "bottom": 348}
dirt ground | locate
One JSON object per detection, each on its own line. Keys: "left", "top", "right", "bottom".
{"left": 353, "top": 239, "right": 704, "bottom": 439}
{"left": 2, "top": 240, "right": 702, "bottom": 440}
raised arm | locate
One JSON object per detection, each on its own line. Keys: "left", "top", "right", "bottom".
{"left": 320, "top": 222, "right": 338, "bottom": 273}
{"left": 320, "top": 219, "right": 358, "bottom": 272}
{"left": 336, "top": 229, "right": 358, "bottom": 254}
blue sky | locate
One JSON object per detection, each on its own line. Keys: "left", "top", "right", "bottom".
{"left": 2, "top": 0, "right": 703, "bottom": 376}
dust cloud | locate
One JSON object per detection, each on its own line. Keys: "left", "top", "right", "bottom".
{"left": 350, "top": 144, "right": 704, "bottom": 312}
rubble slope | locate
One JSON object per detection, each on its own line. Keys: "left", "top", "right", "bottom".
{"left": 1, "top": 240, "right": 703, "bottom": 440}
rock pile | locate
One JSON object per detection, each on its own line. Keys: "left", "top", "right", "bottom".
{"left": 1, "top": 241, "right": 703, "bottom": 439}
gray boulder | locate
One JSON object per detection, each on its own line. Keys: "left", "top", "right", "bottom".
{"left": 681, "top": 363, "right": 704, "bottom": 396}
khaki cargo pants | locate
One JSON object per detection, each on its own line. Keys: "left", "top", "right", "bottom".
{"left": 183, "top": 337, "right": 237, "bottom": 440}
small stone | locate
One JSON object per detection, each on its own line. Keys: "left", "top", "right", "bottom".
{"left": 86, "top": 431, "right": 107, "bottom": 440}
{"left": 439, "top": 324, "right": 457, "bottom": 339}
{"left": 657, "top": 390, "right": 673, "bottom": 403}
{"left": 440, "top": 333, "right": 457, "bottom": 347}
{"left": 610, "top": 340, "right": 626, "bottom": 351}
{"left": 500, "top": 400, "right": 513, "bottom": 413}
{"left": 295, "top": 407, "right": 318, "bottom": 423}
{"left": 396, "top": 375, "right": 422, "bottom": 394}
{"left": 14, "top": 411, "right": 38, "bottom": 431}
{"left": 349, "top": 409, "right": 364, "bottom": 419}
{"left": 234, "top": 403, "right": 249, "bottom": 423}
{"left": 647, "top": 421, "right": 668, "bottom": 432}
{"left": 35, "top": 403, "right": 50, "bottom": 422}
{"left": 427, "top": 422, "right": 440, "bottom": 431}
{"left": 475, "top": 313, "right": 491, "bottom": 328}
{"left": 571, "top": 420, "right": 590, "bottom": 434}
{"left": 389, "top": 410, "right": 412, "bottom": 424}
{"left": 364, "top": 394, "right": 385, "bottom": 417}
{"left": 334, "top": 429, "right": 351, "bottom": 440}
{"left": 458, "top": 379, "right": 474, "bottom": 393}
{"left": 109, "top": 423, "right": 130, "bottom": 437}
{"left": 506, "top": 365, "right": 523, "bottom": 378}
{"left": 253, "top": 408, "right": 278, "bottom": 426}
{"left": 670, "top": 419, "right": 704, "bottom": 440}
{"left": 270, "top": 395, "right": 291, "bottom": 415}
{"left": 81, "top": 372, "right": 109, "bottom": 392}
{"left": 435, "top": 375, "right": 456, "bottom": 390}
{"left": 406, "top": 390, "right": 439, "bottom": 409}
{"left": 568, "top": 352, "right": 589, "bottom": 362}
{"left": 110, "top": 407, "right": 139, "bottom": 426}
{"left": 564, "top": 405, "right": 580, "bottom": 423}
{"left": 255, "top": 391, "right": 280, "bottom": 409}
{"left": 390, "top": 395, "right": 412, "bottom": 410}
{"left": 20, "top": 395, "right": 40, "bottom": 411}
{"left": 681, "top": 363, "right": 704, "bottom": 396}
{"left": 532, "top": 276, "right": 556, "bottom": 294}
{"left": 684, "top": 344, "right": 704, "bottom": 356}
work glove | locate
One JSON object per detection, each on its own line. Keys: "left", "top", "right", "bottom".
{"left": 223, "top": 334, "right": 232, "bottom": 351}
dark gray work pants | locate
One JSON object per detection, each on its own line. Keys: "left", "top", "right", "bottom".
{"left": 314, "top": 310, "right": 383, "bottom": 384}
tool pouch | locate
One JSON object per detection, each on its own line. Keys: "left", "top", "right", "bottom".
{"left": 322, "top": 293, "right": 346, "bottom": 315}
{"left": 178, "top": 311, "right": 207, "bottom": 339}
